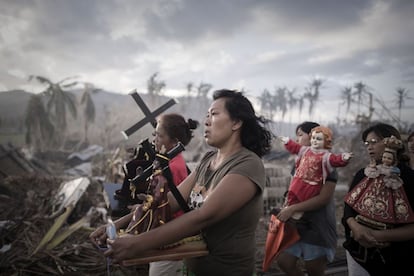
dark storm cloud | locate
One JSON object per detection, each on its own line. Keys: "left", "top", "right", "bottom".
{"left": 141, "top": 0, "right": 257, "bottom": 40}
{"left": 142, "top": 0, "right": 373, "bottom": 39}
{"left": 3, "top": 0, "right": 108, "bottom": 43}
{"left": 2, "top": 0, "right": 148, "bottom": 71}
{"left": 257, "top": 0, "right": 372, "bottom": 30}
{"left": 127, "top": 0, "right": 374, "bottom": 42}
{"left": 1, "top": 0, "right": 414, "bottom": 107}
{"left": 389, "top": 0, "right": 414, "bottom": 15}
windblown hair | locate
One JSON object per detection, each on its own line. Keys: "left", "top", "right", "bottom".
{"left": 212, "top": 89, "right": 272, "bottom": 157}
{"left": 157, "top": 113, "right": 199, "bottom": 146}
{"left": 362, "top": 123, "right": 402, "bottom": 141}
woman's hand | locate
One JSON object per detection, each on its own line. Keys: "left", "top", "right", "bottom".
{"left": 351, "top": 225, "right": 376, "bottom": 247}
{"left": 89, "top": 225, "right": 107, "bottom": 248}
{"left": 348, "top": 218, "right": 385, "bottom": 248}
{"left": 277, "top": 205, "right": 295, "bottom": 222}
{"left": 104, "top": 233, "right": 138, "bottom": 264}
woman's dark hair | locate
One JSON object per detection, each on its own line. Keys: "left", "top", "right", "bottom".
{"left": 408, "top": 132, "right": 414, "bottom": 142}
{"left": 362, "top": 123, "right": 401, "bottom": 141}
{"left": 296, "top": 121, "right": 320, "bottom": 135}
{"left": 157, "top": 113, "right": 199, "bottom": 146}
{"left": 362, "top": 122, "right": 405, "bottom": 161}
{"left": 212, "top": 89, "right": 272, "bottom": 157}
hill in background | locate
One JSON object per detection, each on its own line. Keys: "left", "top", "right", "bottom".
{"left": 0, "top": 90, "right": 209, "bottom": 150}
{"left": 0, "top": 89, "right": 303, "bottom": 150}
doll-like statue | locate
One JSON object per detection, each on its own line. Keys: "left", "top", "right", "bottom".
{"left": 345, "top": 135, "right": 414, "bottom": 227}
{"left": 280, "top": 126, "right": 353, "bottom": 219}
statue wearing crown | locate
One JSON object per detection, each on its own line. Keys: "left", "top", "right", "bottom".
{"left": 345, "top": 135, "right": 414, "bottom": 228}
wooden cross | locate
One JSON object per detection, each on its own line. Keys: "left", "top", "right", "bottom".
{"left": 121, "top": 89, "right": 177, "bottom": 139}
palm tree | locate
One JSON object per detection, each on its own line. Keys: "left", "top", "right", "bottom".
{"left": 196, "top": 82, "right": 213, "bottom": 107}
{"left": 147, "top": 72, "right": 166, "bottom": 106}
{"left": 24, "top": 94, "right": 55, "bottom": 152}
{"left": 304, "top": 78, "right": 324, "bottom": 117}
{"left": 286, "top": 88, "right": 297, "bottom": 125}
{"left": 339, "top": 86, "right": 353, "bottom": 123}
{"left": 29, "top": 75, "right": 78, "bottom": 148}
{"left": 186, "top": 82, "right": 194, "bottom": 97}
{"left": 395, "top": 87, "right": 410, "bottom": 123}
{"left": 353, "top": 81, "right": 368, "bottom": 115}
{"left": 297, "top": 95, "right": 305, "bottom": 122}
{"left": 395, "top": 87, "right": 412, "bottom": 129}
{"left": 196, "top": 82, "right": 213, "bottom": 99}
{"left": 341, "top": 86, "right": 353, "bottom": 112}
{"left": 353, "top": 82, "right": 374, "bottom": 127}
{"left": 274, "top": 87, "right": 288, "bottom": 120}
{"left": 81, "top": 83, "right": 99, "bottom": 145}
{"left": 258, "top": 89, "right": 273, "bottom": 119}
{"left": 147, "top": 72, "right": 166, "bottom": 96}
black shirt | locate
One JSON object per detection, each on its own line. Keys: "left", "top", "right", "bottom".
{"left": 342, "top": 163, "right": 414, "bottom": 275}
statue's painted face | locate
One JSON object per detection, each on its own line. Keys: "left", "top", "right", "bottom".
{"left": 382, "top": 151, "right": 395, "bottom": 166}
{"left": 311, "top": 131, "right": 325, "bottom": 150}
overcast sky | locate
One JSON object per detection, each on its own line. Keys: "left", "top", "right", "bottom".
{"left": 1, "top": 0, "right": 413, "bottom": 125}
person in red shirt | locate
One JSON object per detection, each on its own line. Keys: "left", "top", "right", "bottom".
{"left": 147, "top": 113, "right": 199, "bottom": 275}
{"left": 91, "top": 113, "right": 199, "bottom": 276}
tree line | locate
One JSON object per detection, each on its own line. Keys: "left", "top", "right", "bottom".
{"left": 257, "top": 79, "right": 412, "bottom": 131}
{"left": 16, "top": 73, "right": 413, "bottom": 153}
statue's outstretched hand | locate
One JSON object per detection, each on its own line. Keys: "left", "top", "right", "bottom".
{"left": 278, "top": 136, "right": 289, "bottom": 144}
{"left": 342, "top": 152, "right": 353, "bottom": 161}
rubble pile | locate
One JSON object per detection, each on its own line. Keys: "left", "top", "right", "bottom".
{"left": 0, "top": 174, "right": 148, "bottom": 276}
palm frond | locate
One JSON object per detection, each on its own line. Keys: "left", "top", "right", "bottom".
{"left": 32, "top": 204, "right": 75, "bottom": 256}
{"left": 29, "top": 75, "right": 53, "bottom": 85}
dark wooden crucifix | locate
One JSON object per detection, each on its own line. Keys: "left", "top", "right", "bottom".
{"left": 107, "top": 90, "right": 178, "bottom": 217}
{"left": 121, "top": 89, "right": 178, "bottom": 139}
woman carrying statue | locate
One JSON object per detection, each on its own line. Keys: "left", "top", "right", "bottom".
{"left": 342, "top": 123, "right": 414, "bottom": 276}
